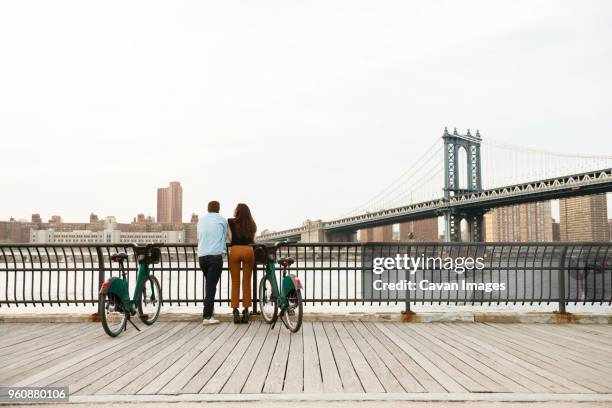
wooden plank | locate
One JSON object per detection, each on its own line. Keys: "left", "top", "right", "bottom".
{"left": 0, "top": 324, "right": 74, "bottom": 358}
{"left": 0, "top": 325, "right": 106, "bottom": 385}
{"left": 95, "top": 323, "right": 206, "bottom": 395}
{"left": 0, "top": 324, "right": 75, "bottom": 356}
{"left": 398, "top": 324, "right": 508, "bottom": 393}
{"left": 1, "top": 324, "right": 101, "bottom": 368}
{"left": 311, "top": 321, "right": 342, "bottom": 393}
{"left": 140, "top": 323, "right": 227, "bottom": 394}
{"left": 572, "top": 324, "right": 612, "bottom": 336}
{"left": 282, "top": 330, "right": 304, "bottom": 393}
{"left": 241, "top": 325, "right": 281, "bottom": 394}
{"left": 263, "top": 326, "right": 291, "bottom": 393}
{"left": 458, "top": 324, "right": 612, "bottom": 393}
{"left": 221, "top": 322, "right": 270, "bottom": 394}
{"left": 485, "top": 323, "right": 612, "bottom": 377}
{"left": 363, "top": 323, "right": 444, "bottom": 393}
{"left": 0, "top": 323, "right": 45, "bottom": 341}
{"left": 159, "top": 323, "right": 240, "bottom": 394}
{"left": 438, "top": 323, "right": 592, "bottom": 394}
{"left": 203, "top": 322, "right": 262, "bottom": 394}
{"left": 525, "top": 325, "right": 612, "bottom": 354}
{"left": 322, "top": 322, "right": 363, "bottom": 393}
{"left": 387, "top": 323, "right": 488, "bottom": 392}
{"left": 374, "top": 323, "right": 466, "bottom": 393}
{"left": 182, "top": 323, "right": 251, "bottom": 394}
{"left": 539, "top": 324, "right": 612, "bottom": 347}
{"left": 402, "top": 324, "right": 522, "bottom": 393}
{"left": 333, "top": 322, "right": 384, "bottom": 393}
{"left": 353, "top": 322, "right": 426, "bottom": 393}
{"left": 429, "top": 323, "right": 555, "bottom": 393}
{"left": 343, "top": 322, "right": 403, "bottom": 393}
{"left": 301, "top": 322, "right": 323, "bottom": 394}
{"left": 14, "top": 322, "right": 170, "bottom": 387}
{"left": 418, "top": 324, "right": 536, "bottom": 393}
{"left": 0, "top": 323, "right": 58, "bottom": 349}
{"left": 55, "top": 323, "right": 188, "bottom": 393}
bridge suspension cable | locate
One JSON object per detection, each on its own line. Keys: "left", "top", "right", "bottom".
{"left": 342, "top": 138, "right": 443, "bottom": 217}
{"left": 481, "top": 137, "right": 612, "bottom": 189}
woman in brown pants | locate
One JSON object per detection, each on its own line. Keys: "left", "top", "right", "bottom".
{"left": 228, "top": 203, "right": 257, "bottom": 324}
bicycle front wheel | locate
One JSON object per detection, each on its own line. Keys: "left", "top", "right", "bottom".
{"left": 137, "top": 275, "right": 162, "bottom": 325}
{"left": 281, "top": 289, "right": 303, "bottom": 333}
{"left": 100, "top": 293, "right": 127, "bottom": 337}
{"left": 258, "top": 275, "right": 278, "bottom": 324}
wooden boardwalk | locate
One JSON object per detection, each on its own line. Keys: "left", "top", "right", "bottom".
{"left": 1, "top": 321, "right": 611, "bottom": 398}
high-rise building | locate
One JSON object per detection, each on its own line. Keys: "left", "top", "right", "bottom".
{"left": 157, "top": 181, "right": 183, "bottom": 225}
{"left": 484, "top": 201, "right": 553, "bottom": 242}
{"left": 559, "top": 194, "right": 609, "bottom": 242}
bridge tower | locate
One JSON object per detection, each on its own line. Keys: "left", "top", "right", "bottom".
{"left": 442, "top": 127, "right": 484, "bottom": 242}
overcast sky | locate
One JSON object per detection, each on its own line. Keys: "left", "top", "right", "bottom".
{"left": 1, "top": 1, "right": 611, "bottom": 231}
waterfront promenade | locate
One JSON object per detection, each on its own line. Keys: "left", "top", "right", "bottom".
{"left": 1, "top": 320, "right": 611, "bottom": 404}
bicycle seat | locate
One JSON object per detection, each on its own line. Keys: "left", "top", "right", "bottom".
{"left": 278, "top": 257, "right": 295, "bottom": 268}
{"left": 111, "top": 252, "right": 128, "bottom": 263}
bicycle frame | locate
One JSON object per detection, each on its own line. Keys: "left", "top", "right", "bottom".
{"left": 263, "top": 258, "right": 300, "bottom": 310}
{"left": 100, "top": 259, "right": 154, "bottom": 315}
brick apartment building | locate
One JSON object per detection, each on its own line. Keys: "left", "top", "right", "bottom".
{"left": 484, "top": 201, "right": 553, "bottom": 242}
{"left": 559, "top": 194, "right": 610, "bottom": 241}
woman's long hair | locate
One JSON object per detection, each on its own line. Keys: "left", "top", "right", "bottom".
{"left": 233, "top": 203, "right": 257, "bottom": 240}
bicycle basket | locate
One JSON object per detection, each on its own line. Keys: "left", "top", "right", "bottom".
{"left": 254, "top": 246, "right": 270, "bottom": 264}
{"left": 147, "top": 247, "right": 161, "bottom": 264}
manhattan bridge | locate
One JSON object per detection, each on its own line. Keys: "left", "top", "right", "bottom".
{"left": 259, "top": 128, "right": 612, "bottom": 243}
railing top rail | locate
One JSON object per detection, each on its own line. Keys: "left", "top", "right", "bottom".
{"left": 1, "top": 241, "right": 612, "bottom": 248}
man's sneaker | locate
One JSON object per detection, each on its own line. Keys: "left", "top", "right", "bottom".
{"left": 233, "top": 308, "right": 241, "bottom": 324}
{"left": 202, "top": 318, "right": 220, "bottom": 325}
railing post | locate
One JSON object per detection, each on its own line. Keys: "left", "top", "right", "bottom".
{"left": 558, "top": 246, "right": 567, "bottom": 314}
{"left": 96, "top": 247, "right": 105, "bottom": 297}
{"left": 404, "top": 287, "right": 411, "bottom": 314}
{"left": 252, "top": 264, "right": 258, "bottom": 314}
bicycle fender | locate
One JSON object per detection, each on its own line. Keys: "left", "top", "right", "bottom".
{"left": 100, "top": 277, "right": 130, "bottom": 302}
{"left": 282, "top": 274, "right": 302, "bottom": 293}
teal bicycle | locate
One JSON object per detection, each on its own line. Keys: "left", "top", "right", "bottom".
{"left": 98, "top": 244, "right": 162, "bottom": 337}
{"left": 255, "top": 244, "right": 303, "bottom": 333}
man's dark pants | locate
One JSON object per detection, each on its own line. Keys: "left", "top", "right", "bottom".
{"left": 199, "top": 255, "right": 223, "bottom": 319}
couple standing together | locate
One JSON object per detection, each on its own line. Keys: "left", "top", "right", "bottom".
{"left": 197, "top": 200, "right": 257, "bottom": 325}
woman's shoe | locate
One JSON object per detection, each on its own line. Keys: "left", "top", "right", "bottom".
{"left": 233, "top": 308, "right": 241, "bottom": 324}
{"left": 242, "top": 308, "right": 249, "bottom": 324}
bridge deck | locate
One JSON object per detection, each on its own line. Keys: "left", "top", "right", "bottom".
{"left": 1, "top": 321, "right": 611, "bottom": 399}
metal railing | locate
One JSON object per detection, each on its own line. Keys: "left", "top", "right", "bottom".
{"left": 0, "top": 242, "right": 610, "bottom": 312}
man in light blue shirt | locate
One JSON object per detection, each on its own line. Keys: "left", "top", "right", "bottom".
{"left": 197, "top": 200, "right": 228, "bottom": 324}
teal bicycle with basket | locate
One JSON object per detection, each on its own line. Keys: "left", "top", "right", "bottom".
{"left": 255, "top": 243, "right": 303, "bottom": 333}
{"left": 98, "top": 244, "right": 163, "bottom": 337}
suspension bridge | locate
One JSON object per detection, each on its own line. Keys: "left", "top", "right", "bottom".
{"left": 259, "top": 128, "right": 612, "bottom": 242}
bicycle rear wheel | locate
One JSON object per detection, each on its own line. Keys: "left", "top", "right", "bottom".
{"left": 258, "top": 275, "right": 278, "bottom": 324}
{"left": 100, "top": 293, "right": 127, "bottom": 337}
{"left": 281, "top": 289, "right": 303, "bottom": 333}
{"left": 138, "top": 275, "right": 162, "bottom": 325}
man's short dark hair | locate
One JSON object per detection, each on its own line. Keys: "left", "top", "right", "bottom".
{"left": 207, "top": 201, "right": 220, "bottom": 213}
